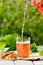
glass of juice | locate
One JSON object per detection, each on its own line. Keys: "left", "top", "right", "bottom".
{"left": 16, "top": 37, "right": 30, "bottom": 58}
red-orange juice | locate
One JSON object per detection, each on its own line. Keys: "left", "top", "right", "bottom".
{"left": 16, "top": 42, "right": 30, "bottom": 58}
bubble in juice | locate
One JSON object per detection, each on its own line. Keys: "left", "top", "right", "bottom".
{"left": 16, "top": 42, "right": 30, "bottom": 58}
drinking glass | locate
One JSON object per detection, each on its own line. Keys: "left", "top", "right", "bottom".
{"left": 16, "top": 37, "right": 30, "bottom": 58}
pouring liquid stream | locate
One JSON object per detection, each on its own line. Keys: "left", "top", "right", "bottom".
{"left": 21, "top": 3, "right": 28, "bottom": 41}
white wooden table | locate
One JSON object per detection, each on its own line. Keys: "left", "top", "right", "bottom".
{"left": 0, "top": 48, "right": 43, "bottom": 65}
{"left": 0, "top": 60, "right": 43, "bottom": 65}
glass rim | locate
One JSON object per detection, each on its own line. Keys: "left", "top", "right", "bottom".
{"left": 16, "top": 41, "right": 30, "bottom": 44}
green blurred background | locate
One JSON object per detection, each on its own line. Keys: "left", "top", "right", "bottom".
{"left": 0, "top": 0, "right": 43, "bottom": 47}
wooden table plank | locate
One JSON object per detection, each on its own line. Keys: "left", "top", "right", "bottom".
{"left": 15, "top": 60, "right": 33, "bottom": 65}
{"left": 33, "top": 61, "right": 43, "bottom": 65}
{"left": 0, "top": 60, "right": 14, "bottom": 65}
{"left": 0, "top": 60, "right": 43, "bottom": 65}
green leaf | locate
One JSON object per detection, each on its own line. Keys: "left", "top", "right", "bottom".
{"left": 7, "top": 37, "right": 16, "bottom": 51}
{"left": 0, "top": 42, "right": 6, "bottom": 50}
{"left": 39, "top": 50, "right": 43, "bottom": 56}
{"left": 30, "top": 43, "right": 38, "bottom": 52}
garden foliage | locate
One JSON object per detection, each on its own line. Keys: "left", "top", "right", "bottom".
{"left": 0, "top": 0, "right": 43, "bottom": 45}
